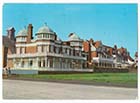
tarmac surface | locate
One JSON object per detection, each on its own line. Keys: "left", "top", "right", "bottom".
{"left": 3, "top": 79, "right": 138, "bottom": 99}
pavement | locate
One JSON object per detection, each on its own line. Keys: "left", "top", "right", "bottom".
{"left": 3, "top": 79, "right": 138, "bottom": 99}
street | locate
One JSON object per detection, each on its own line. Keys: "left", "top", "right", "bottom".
{"left": 3, "top": 79, "right": 137, "bottom": 99}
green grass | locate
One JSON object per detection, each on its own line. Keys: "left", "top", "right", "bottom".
{"left": 18, "top": 73, "right": 137, "bottom": 85}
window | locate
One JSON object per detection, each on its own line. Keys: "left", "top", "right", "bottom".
{"left": 65, "top": 48, "right": 67, "bottom": 54}
{"left": 50, "top": 35, "right": 52, "bottom": 39}
{"left": 43, "top": 60, "right": 45, "bottom": 67}
{"left": 55, "top": 47, "right": 57, "bottom": 53}
{"left": 43, "top": 46, "right": 46, "bottom": 53}
{"left": 21, "top": 47, "right": 25, "bottom": 54}
{"left": 50, "top": 45, "right": 54, "bottom": 52}
{"left": 71, "top": 50, "right": 73, "bottom": 55}
{"left": 21, "top": 61, "right": 24, "bottom": 67}
{"left": 38, "top": 46, "right": 42, "bottom": 53}
{"left": 38, "top": 61, "right": 41, "bottom": 67}
{"left": 46, "top": 34, "right": 48, "bottom": 38}
{"left": 46, "top": 45, "right": 49, "bottom": 52}
{"left": 37, "top": 34, "right": 44, "bottom": 39}
{"left": 30, "top": 60, "right": 33, "bottom": 66}
{"left": 67, "top": 49, "right": 69, "bottom": 55}
{"left": 16, "top": 48, "right": 20, "bottom": 54}
{"left": 62, "top": 48, "right": 65, "bottom": 54}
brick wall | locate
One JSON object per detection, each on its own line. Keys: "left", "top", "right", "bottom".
{"left": 7, "top": 59, "right": 14, "bottom": 68}
{"left": 3, "top": 46, "right": 8, "bottom": 67}
{"left": 83, "top": 41, "right": 89, "bottom": 52}
{"left": 91, "top": 51, "right": 97, "bottom": 57}
{"left": 25, "top": 46, "right": 37, "bottom": 53}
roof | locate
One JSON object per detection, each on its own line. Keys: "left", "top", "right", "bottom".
{"left": 135, "top": 52, "right": 138, "bottom": 57}
{"left": 36, "top": 24, "right": 54, "bottom": 34}
{"left": 94, "top": 41, "right": 102, "bottom": 48}
{"left": 128, "top": 55, "right": 134, "bottom": 62}
{"left": 7, "top": 27, "right": 15, "bottom": 31}
{"left": 16, "top": 29, "right": 28, "bottom": 37}
{"left": 103, "top": 44, "right": 113, "bottom": 49}
{"left": 69, "top": 33, "right": 82, "bottom": 41}
{"left": 57, "top": 37, "right": 62, "bottom": 41}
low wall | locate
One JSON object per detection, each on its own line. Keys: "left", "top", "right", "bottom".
{"left": 10, "top": 68, "right": 129, "bottom": 74}
{"left": 10, "top": 69, "right": 93, "bottom": 74}
{"left": 11, "top": 70, "right": 38, "bottom": 74}
{"left": 93, "top": 67, "right": 129, "bottom": 73}
{"left": 38, "top": 70, "right": 93, "bottom": 74}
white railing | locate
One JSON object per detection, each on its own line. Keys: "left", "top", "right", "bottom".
{"left": 12, "top": 68, "right": 93, "bottom": 72}
{"left": 93, "top": 57, "right": 114, "bottom": 63}
{"left": 8, "top": 52, "right": 86, "bottom": 60}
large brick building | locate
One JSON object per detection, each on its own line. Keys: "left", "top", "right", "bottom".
{"left": 6, "top": 24, "right": 88, "bottom": 71}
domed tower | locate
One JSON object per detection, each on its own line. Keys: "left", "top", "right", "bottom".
{"left": 35, "top": 24, "right": 57, "bottom": 53}
{"left": 69, "top": 32, "right": 83, "bottom": 47}
{"left": 15, "top": 28, "right": 28, "bottom": 54}
{"left": 36, "top": 24, "right": 57, "bottom": 41}
{"left": 69, "top": 33, "right": 83, "bottom": 56}
{"left": 16, "top": 29, "right": 28, "bottom": 43}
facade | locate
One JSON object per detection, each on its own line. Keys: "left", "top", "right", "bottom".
{"left": 83, "top": 39, "right": 134, "bottom": 69}
{"left": 4, "top": 23, "right": 135, "bottom": 72}
{"left": 7, "top": 24, "right": 88, "bottom": 71}
{"left": 2, "top": 27, "right": 16, "bottom": 68}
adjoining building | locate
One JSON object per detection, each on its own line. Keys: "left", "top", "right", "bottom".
{"left": 83, "top": 39, "right": 134, "bottom": 69}
{"left": 3, "top": 27, "right": 16, "bottom": 68}
{"left": 6, "top": 24, "right": 89, "bottom": 71}
{"left": 133, "top": 51, "right": 138, "bottom": 68}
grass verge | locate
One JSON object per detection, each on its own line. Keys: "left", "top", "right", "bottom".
{"left": 17, "top": 73, "right": 137, "bottom": 86}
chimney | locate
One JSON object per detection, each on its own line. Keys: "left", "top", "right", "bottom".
{"left": 7, "top": 27, "right": 15, "bottom": 41}
{"left": 27, "top": 24, "right": 33, "bottom": 43}
{"left": 89, "top": 38, "right": 94, "bottom": 44}
{"left": 54, "top": 33, "right": 57, "bottom": 40}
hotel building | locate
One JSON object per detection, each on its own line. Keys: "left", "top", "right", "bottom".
{"left": 6, "top": 24, "right": 88, "bottom": 71}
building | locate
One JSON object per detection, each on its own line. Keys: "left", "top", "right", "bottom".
{"left": 83, "top": 39, "right": 134, "bottom": 69}
{"left": 7, "top": 24, "right": 88, "bottom": 71}
{"left": 2, "top": 27, "right": 16, "bottom": 68}
{"left": 134, "top": 51, "right": 138, "bottom": 68}
{"left": 4, "top": 23, "right": 135, "bottom": 73}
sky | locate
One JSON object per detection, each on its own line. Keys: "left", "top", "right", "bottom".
{"left": 2, "top": 3, "right": 138, "bottom": 58}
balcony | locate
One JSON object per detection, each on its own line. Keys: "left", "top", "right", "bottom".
{"left": 8, "top": 52, "right": 86, "bottom": 60}
{"left": 92, "top": 57, "right": 114, "bottom": 63}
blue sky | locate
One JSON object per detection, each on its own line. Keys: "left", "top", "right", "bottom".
{"left": 3, "top": 3, "right": 138, "bottom": 58}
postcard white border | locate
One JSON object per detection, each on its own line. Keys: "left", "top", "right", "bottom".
{"left": 0, "top": 0, "right": 139, "bottom": 103}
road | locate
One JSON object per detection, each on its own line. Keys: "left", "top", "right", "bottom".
{"left": 3, "top": 79, "right": 137, "bottom": 99}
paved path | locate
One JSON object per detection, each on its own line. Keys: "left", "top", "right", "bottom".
{"left": 3, "top": 79, "right": 137, "bottom": 99}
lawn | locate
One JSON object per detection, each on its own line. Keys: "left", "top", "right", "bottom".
{"left": 18, "top": 73, "right": 137, "bottom": 85}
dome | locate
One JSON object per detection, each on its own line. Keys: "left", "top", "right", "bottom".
{"left": 57, "top": 37, "right": 62, "bottom": 41}
{"left": 16, "top": 29, "right": 28, "bottom": 37}
{"left": 69, "top": 33, "right": 81, "bottom": 41}
{"left": 37, "top": 24, "right": 54, "bottom": 34}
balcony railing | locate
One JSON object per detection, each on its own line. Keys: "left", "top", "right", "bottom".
{"left": 8, "top": 52, "right": 86, "bottom": 60}
{"left": 92, "top": 57, "right": 114, "bottom": 63}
